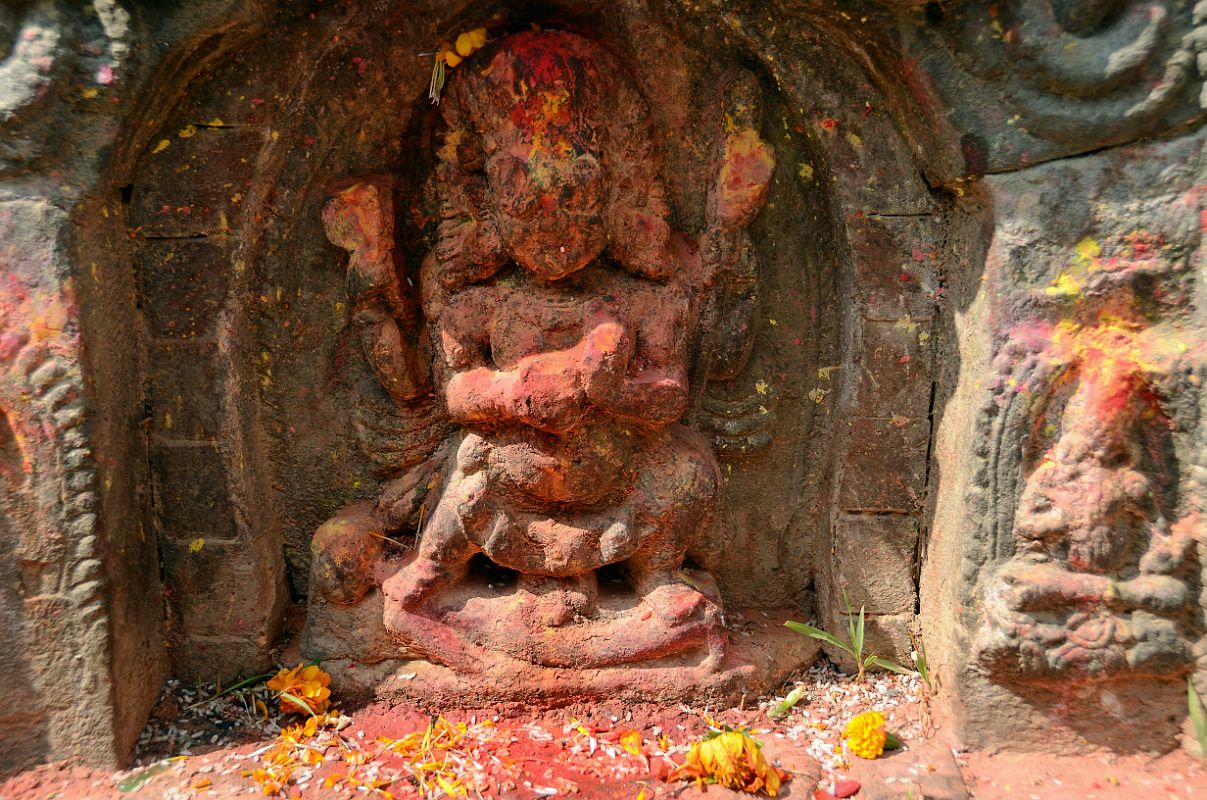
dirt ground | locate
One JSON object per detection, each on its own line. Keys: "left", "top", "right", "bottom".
{"left": 3, "top": 662, "right": 1206, "bottom": 800}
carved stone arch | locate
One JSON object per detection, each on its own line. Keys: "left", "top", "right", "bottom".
{"left": 111, "top": 0, "right": 980, "bottom": 690}
{"left": 716, "top": 7, "right": 976, "bottom": 665}
{"left": 102, "top": 0, "right": 979, "bottom": 706}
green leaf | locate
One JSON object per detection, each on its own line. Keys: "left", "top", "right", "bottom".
{"left": 870, "top": 656, "right": 914, "bottom": 675}
{"left": 117, "top": 760, "right": 174, "bottom": 792}
{"left": 277, "top": 690, "right": 319, "bottom": 718}
{"left": 909, "top": 630, "right": 933, "bottom": 694}
{"left": 884, "top": 731, "right": 904, "bottom": 751}
{"left": 841, "top": 589, "right": 856, "bottom": 645}
{"left": 1189, "top": 679, "right": 1207, "bottom": 757}
{"left": 785, "top": 620, "right": 854, "bottom": 656}
{"left": 853, "top": 605, "right": 866, "bottom": 660}
{"left": 769, "top": 685, "right": 806, "bottom": 719}
{"left": 186, "top": 670, "right": 276, "bottom": 710}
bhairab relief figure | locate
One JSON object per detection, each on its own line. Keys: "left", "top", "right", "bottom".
{"left": 310, "top": 31, "right": 774, "bottom": 676}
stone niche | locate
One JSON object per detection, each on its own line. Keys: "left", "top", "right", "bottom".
{"left": 1, "top": 0, "right": 1205, "bottom": 772}
{"left": 111, "top": 0, "right": 966, "bottom": 712}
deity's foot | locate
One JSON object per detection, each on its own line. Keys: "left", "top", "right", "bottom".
{"left": 644, "top": 581, "right": 710, "bottom": 625}
{"left": 382, "top": 555, "right": 455, "bottom": 608}
{"left": 310, "top": 501, "right": 387, "bottom": 606}
{"left": 623, "top": 564, "right": 718, "bottom": 625}
{"left": 516, "top": 573, "right": 599, "bottom": 627}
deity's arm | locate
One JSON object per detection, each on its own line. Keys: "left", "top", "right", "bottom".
{"left": 443, "top": 350, "right": 591, "bottom": 434}
{"left": 426, "top": 268, "right": 627, "bottom": 434}
{"left": 323, "top": 178, "right": 428, "bottom": 403}
{"left": 597, "top": 366, "right": 689, "bottom": 427}
{"left": 698, "top": 70, "right": 775, "bottom": 381}
{"left": 447, "top": 326, "right": 635, "bottom": 434}
{"left": 586, "top": 297, "right": 689, "bottom": 427}
{"left": 998, "top": 560, "right": 1188, "bottom": 616}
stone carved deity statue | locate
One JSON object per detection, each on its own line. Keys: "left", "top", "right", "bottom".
{"left": 310, "top": 31, "right": 774, "bottom": 679}
{"left": 975, "top": 289, "right": 1196, "bottom": 681}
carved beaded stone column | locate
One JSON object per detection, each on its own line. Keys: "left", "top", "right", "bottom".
{"left": 0, "top": 0, "right": 163, "bottom": 770}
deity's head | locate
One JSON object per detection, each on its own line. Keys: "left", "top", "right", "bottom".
{"left": 438, "top": 30, "right": 671, "bottom": 283}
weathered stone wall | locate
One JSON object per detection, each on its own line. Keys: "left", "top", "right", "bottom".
{"left": 911, "top": 0, "right": 1207, "bottom": 754}
{"left": 926, "top": 131, "right": 1207, "bottom": 752}
{"left": 0, "top": 0, "right": 1202, "bottom": 769}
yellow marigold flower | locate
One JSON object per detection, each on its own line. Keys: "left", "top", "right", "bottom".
{"left": 842, "top": 711, "right": 887, "bottom": 759}
{"left": 268, "top": 664, "right": 331, "bottom": 715}
{"left": 430, "top": 27, "right": 488, "bottom": 103}
{"left": 668, "top": 729, "right": 787, "bottom": 796}
{"left": 455, "top": 28, "right": 487, "bottom": 58}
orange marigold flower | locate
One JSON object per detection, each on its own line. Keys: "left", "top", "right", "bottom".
{"left": 268, "top": 664, "right": 332, "bottom": 715}
{"left": 842, "top": 711, "right": 887, "bottom": 759}
{"left": 668, "top": 729, "right": 787, "bottom": 796}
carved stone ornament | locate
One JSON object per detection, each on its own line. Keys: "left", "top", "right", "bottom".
{"left": 306, "top": 30, "right": 775, "bottom": 691}
{"left": 975, "top": 289, "right": 1196, "bottom": 681}
{"left": 913, "top": 0, "right": 1207, "bottom": 171}
{"left": 969, "top": 177, "right": 1204, "bottom": 690}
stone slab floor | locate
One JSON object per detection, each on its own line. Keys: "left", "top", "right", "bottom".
{"left": 2, "top": 661, "right": 1205, "bottom": 800}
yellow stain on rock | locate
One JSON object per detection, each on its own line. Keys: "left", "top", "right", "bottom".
{"left": 1075, "top": 237, "right": 1101, "bottom": 264}
{"left": 1044, "top": 272, "right": 1082, "bottom": 298}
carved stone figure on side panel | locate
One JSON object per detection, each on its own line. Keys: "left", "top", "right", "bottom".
{"left": 975, "top": 282, "right": 1197, "bottom": 682}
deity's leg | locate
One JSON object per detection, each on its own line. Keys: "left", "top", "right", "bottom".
{"left": 381, "top": 467, "right": 483, "bottom": 608}
{"left": 515, "top": 572, "right": 600, "bottom": 627}
{"left": 621, "top": 425, "right": 725, "bottom": 624}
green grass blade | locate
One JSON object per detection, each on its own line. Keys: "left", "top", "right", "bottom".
{"left": 853, "top": 605, "right": 866, "bottom": 659}
{"left": 785, "top": 620, "right": 852, "bottom": 655}
{"left": 871, "top": 656, "right": 914, "bottom": 675}
{"left": 117, "top": 760, "right": 175, "bottom": 792}
{"left": 769, "top": 685, "right": 806, "bottom": 719}
{"left": 1190, "top": 679, "right": 1207, "bottom": 756}
{"left": 186, "top": 670, "right": 276, "bottom": 710}
{"left": 909, "top": 631, "right": 932, "bottom": 693}
{"left": 841, "top": 589, "right": 856, "bottom": 646}
{"left": 277, "top": 690, "right": 319, "bottom": 718}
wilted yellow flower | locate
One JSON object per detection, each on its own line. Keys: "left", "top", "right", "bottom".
{"left": 250, "top": 764, "right": 292, "bottom": 796}
{"left": 842, "top": 711, "right": 887, "bottom": 759}
{"left": 619, "top": 729, "right": 643, "bottom": 755}
{"left": 268, "top": 664, "right": 331, "bottom": 715}
{"left": 668, "top": 729, "right": 786, "bottom": 796}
